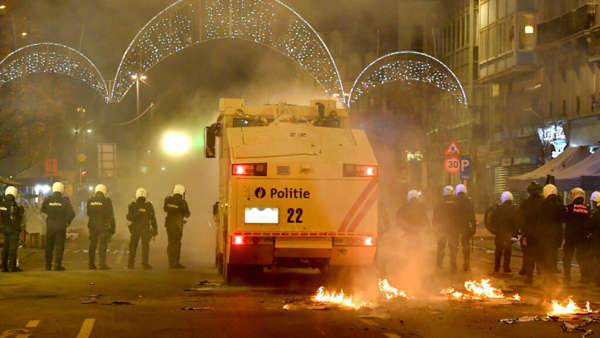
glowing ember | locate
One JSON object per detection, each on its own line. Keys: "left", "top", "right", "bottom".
{"left": 312, "top": 287, "right": 366, "bottom": 310}
{"left": 441, "top": 279, "right": 506, "bottom": 300}
{"left": 548, "top": 298, "right": 593, "bottom": 316}
{"left": 378, "top": 279, "right": 408, "bottom": 300}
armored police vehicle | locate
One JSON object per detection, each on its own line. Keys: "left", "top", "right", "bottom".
{"left": 205, "top": 98, "right": 378, "bottom": 282}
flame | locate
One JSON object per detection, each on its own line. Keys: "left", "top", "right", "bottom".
{"left": 512, "top": 294, "right": 521, "bottom": 302}
{"left": 548, "top": 298, "right": 593, "bottom": 316}
{"left": 312, "top": 287, "right": 366, "bottom": 310}
{"left": 441, "top": 279, "right": 506, "bottom": 300}
{"left": 378, "top": 279, "right": 408, "bottom": 300}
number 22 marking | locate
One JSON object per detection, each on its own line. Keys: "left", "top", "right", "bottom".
{"left": 287, "top": 208, "right": 303, "bottom": 223}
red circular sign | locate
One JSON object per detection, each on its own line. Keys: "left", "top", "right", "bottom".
{"left": 444, "top": 157, "right": 460, "bottom": 174}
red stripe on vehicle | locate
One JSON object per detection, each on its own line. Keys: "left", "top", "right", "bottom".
{"left": 346, "top": 193, "right": 378, "bottom": 233}
{"left": 338, "top": 179, "right": 377, "bottom": 232}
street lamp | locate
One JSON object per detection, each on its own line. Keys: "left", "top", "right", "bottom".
{"left": 162, "top": 132, "right": 191, "bottom": 155}
{"left": 0, "top": 5, "right": 6, "bottom": 10}
{"left": 131, "top": 73, "right": 147, "bottom": 116}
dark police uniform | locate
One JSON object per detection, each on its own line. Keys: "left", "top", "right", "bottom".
{"left": 0, "top": 195, "right": 24, "bottom": 272}
{"left": 87, "top": 192, "right": 115, "bottom": 269}
{"left": 564, "top": 197, "right": 592, "bottom": 281}
{"left": 490, "top": 200, "right": 518, "bottom": 273}
{"left": 41, "top": 192, "right": 75, "bottom": 270}
{"left": 127, "top": 197, "right": 157, "bottom": 269}
{"left": 454, "top": 193, "right": 476, "bottom": 271}
{"left": 539, "top": 194, "right": 566, "bottom": 278}
{"left": 163, "top": 194, "right": 190, "bottom": 268}
{"left": 434, "top": 194, "right": 458, "bottom": 271}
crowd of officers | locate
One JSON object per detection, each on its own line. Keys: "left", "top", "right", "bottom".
{"left": 398, "top": 181, "right": 600, "bottom": 285}
{"left": 487, "top": 182, "right": 600, "bottom": 284}
{"left": 0, "top": 182, "right": 190, "bottom": 272}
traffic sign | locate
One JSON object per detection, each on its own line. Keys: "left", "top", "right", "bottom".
{"left": 445, "top": 141, "right": 460, "bottom": 157}
{"left": 444, "top": 156, "right": 460, "bottom": 174}
{"left": 460, "top": 156, "right": 472, "bottom": 180}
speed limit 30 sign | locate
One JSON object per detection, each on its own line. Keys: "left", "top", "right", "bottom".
{"left": 444, "top": 156, "right": 460, "bottom": 174}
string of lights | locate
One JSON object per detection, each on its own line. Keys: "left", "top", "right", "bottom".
{"left": 0, "top": 42, "right": 109, "bottom": 101}
{"left": 348, "top": 51, "right": 468, "bottom": 108}
{"left": 110, "top": 0, "right": 344, "bottom": 103}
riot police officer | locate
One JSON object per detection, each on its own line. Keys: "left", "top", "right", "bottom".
{"left": 0, "top": 186, "right": 24, "bottom": 272}
{"left": 519, "top": 182, "right": 543, "bottom": 283}
{"left": 564, "top": 187, "right": 592, "bottom": 282}
{"left": 87, "top": 184, "right": 115, "bottom": 270}
{"left": 164, "top": 184, "right": 190, "bottom": 269}
{"left": 127, "top": 188, "right": 157, "bottom": 270}
{"left": 434, "top": 185, "right": 457, "bottom": 271}
{"left": 490, "top": 191, "right": 518, "bottom": 273}
{"left": 539, "top": 184, "right": 566, "bottom": 281}
{"left": 41, "top": 182, "right": 75, "bottom": 271}
{"left": 454, "top": 184, "right": 476, "bottom": 272}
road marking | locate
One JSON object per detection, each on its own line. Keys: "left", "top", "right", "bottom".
{"left": 76, "top": 319, "right": 95, "bottom": 338}
{"left": 383, "top": 334, "right": 402, "bottom": 338}
{"left": 25, "top": 321, "right": 39, "bottom": 328}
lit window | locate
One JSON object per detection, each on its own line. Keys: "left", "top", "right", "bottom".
{"left": 524, "top": 25, "right": 534, "bottom": 34}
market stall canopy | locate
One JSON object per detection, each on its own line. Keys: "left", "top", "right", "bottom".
{"left": 555, "top": 150, "right": 600, "bottom": 191}
{"left": 508, "top": 147, "right": 589, "bottom": 191}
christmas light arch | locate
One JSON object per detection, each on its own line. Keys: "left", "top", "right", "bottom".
{"left": 348, "top": 51, "right": 467, "bottom": 108}
{"left": 110, "top": 0, "right": 344, "bottom": 103}
{"left": 0, "top": 42, "right": 109, "bottom": 101}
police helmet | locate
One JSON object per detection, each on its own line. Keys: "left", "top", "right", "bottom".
{"left": 407, "top": 189, "right": 420, "bottom": 201}
{"left": 4, "top": 186, "right": 17, "bottom": 198}
{"left": 95, "top": 184, "right": 108, "bottom": 195}
{"left": 543, "top": 184, "right": 558, "bottom": 199}
{"left": 501, "top": 191, "right": 513, "bottom": 203}
{"left": 52, "top": 182, "right": 65, "bottom": 194}
{"left": 442, "top": 185, "right": 454, "bottom": 196}
{"left": 455, "top": 184, "right": 467, "bottom": 195}
{"left": 591, "top": 191, "right": 600, "bottom": 205}
{"left": 594, "top": 193, "right": 600, "bottom": 207}
{"left": 571, "top": 187, "right": 585, "bottom": 201}
{"left": 173, "top": 184, "right": 185, "bottom": 196}
{"left": 136, "top": 188, "right": 147, "bottom": 199}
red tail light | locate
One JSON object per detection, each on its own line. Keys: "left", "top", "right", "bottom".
{"left": 233, "top": 235, "right": 245, "bottom": 245}
{"left": 232, "top": 163, "right": 267, "bottom": 176}
{"left": 343, "top": 164, "right": 378, "bottom": 177}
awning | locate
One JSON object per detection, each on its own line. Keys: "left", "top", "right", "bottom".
{"left": 555, "top": 150, "right": 600, "bottom": 191}
{"left": 508, "top": 146, "right": 589, "bottom": 190}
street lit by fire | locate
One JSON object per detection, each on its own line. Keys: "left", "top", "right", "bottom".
{"left": 441, "top": 278, "right": 516, "bottom": 301}
{"left": 547, "top": 298, "right": 593, "bottom": 317}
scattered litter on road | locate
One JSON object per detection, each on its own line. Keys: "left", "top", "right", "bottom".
{"left": 109, "top": 300, "right": 134, "bottom": 305}
{"left": 182, "top": 306, "right": 213, "bottom": 311}
{"left": 582, "top": 329, "right": 594, "bottom": 337}
{"left": 197, "top": 280, "right": 223, "bottom": 288}
{"left": 80, "top": 294, "right": 102, "bottom": 304}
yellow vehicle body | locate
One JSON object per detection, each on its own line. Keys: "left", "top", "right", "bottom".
{"left": 211, "top": 98, "right": 378, "bottom": 281}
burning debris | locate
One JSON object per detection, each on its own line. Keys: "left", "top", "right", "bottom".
{"left": 312, "top": 286, "right": 368, "bottom": 310}
{"left": 441, "top": 278, "right": 519, "bottom": 302}
{"left": 500, "top": 298, "right": 598, "bottom": 336}
{"left": 285, "top": 279, "right": 408, "bottom": 311}
{"left": 548, "top": 298, "right": 593, "bottom": 317}
{"left": 378, "top": 279, "right": 408, "bottom": 300}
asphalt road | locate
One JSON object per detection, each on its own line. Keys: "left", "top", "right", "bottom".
{"left": 1, "top": 237, "right": 600, "bottom": 338}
